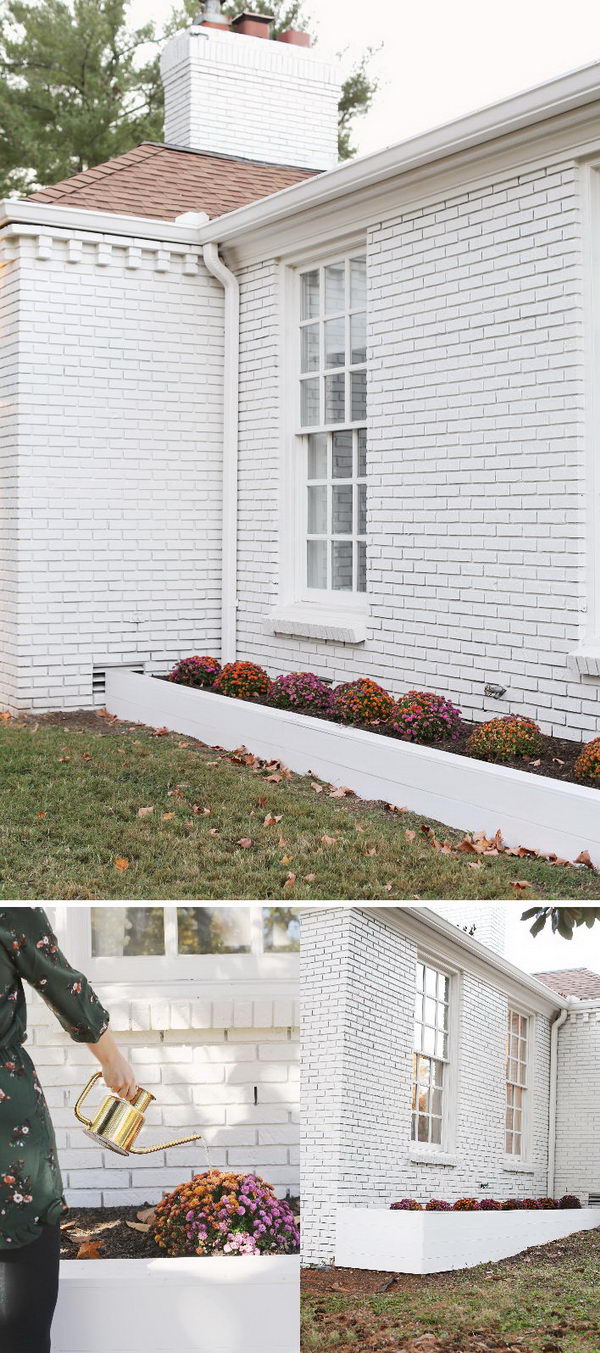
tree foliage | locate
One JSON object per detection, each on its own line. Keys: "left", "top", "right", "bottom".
{"left": 523, "top": 907, "right": 600, "bottom": 940}
{"left": 0, "top": 0, "right": 377, "bottom": 196}
{"left": 0, "top": 0, "right": 161, "bottom": 195}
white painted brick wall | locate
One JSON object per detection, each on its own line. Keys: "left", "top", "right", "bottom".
{"left": 554, "top": 1008, "right": 600, "bottom": 1202}
{"left": 0, "top": 230, "right": 224, "bottom": 712}
{"left": 26, "top": 987, "right": 299, "bottom": 1206}
{"left": 160, "top": 27, "right": 340, "bottom": 170}
{"left": 301, "top": 908, "right": 551, "bottom": 1265}
{"left": 236, "top": 161, "right": 600, "bottom": 740}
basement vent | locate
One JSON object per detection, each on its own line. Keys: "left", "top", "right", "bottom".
{"left": 589, "top": 1193, "right": 600, "bottom": 1206}
{"left": 92, "top": 664, "right": 145, "bottom": 699}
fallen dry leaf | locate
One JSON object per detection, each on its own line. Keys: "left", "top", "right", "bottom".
{"left": 209, "top": 827, "right": 220, "bottom": 836}
{"left": 36, "top": 811, "right": 47, "bottom": 819}
{"left": 125, "top": 1221, "right": 150, "bottom": 1233}
{"left": 364, "top": 847, "right": 377, "bottom": 857}
{"left": 265, "top": 773, "right": 283, "bottom": 783}
{"left": 0, "top": 711, "right": 11, "bottom": 721}
{"left": 283, "top": 872, "right": 296, "bottom": 889}
{"left": 304, "top": 873, "right": 316, "bottom": 882}
{"left": 329, "top": 785, "right": 354, "bottom": 798}
{"left": 264, "top": 813, "right": 283, "bottom": 826}
{"left": 257, "top": 796, "right": 267, "bottom": 807}
{"left": 321, "top": 834, "right": 337, "bottom": 846}
{"left": 575, "top": 850, "right": 594, "bottom": 869}
{"left": 509, "top": 879, "right": 534, "bottom": 891}
{"left": 137, "top": 806, "right": 154, "bottom": 818}
{"left": 386, "top": 802, "right": 409, "bottom": 814}
{"left": 311, "top": 782, "right": 324, "bottom": 793}
{"left": 405, "top": 830, "right": 416, "bottom": 843}
{"left": 237, "top": 837, "right": 253, "bottom": 848}
{"left": 161, "top": 812, "right": 175, "bottom": 821}
{"left": 281, "top": 855, "right": 294, "bottom": 865}
{"left": 114, "top": 857, "right": 129, "bottom": 872}
{"left": 153, "top": 727, "right": 170, "bottom": 737}
{"left": 137, "top": 1207, "right": 156, "bottom": 1224}
{"left": 76, "top": 1241, "right": 102, "bottom": 1260}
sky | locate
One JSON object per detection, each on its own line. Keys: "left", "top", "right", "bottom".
{"left": 134, "top": 0, "right": 600, "bottom": 157}
{"left": 503, "top": 907, "right": 600, "bottom": 976}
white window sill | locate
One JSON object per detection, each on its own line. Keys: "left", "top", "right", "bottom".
{"left": 408, "top": 1149, "right": 457, "bottom": 1167}
{"left": 263, "top": 603, "right": 367, "bottom": 645}
{"left": 502, "top": 1159, "right": 535, "bottom": 1175}
{"left": 568, "top": 647, "right": 600, "bottom": 678}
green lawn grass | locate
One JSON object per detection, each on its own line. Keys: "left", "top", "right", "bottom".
{"left": 300, "top": 1228, "right": 600, "bottom": 1352}
{"left": 1, "top": 713, "right": 599, "bottom": 900}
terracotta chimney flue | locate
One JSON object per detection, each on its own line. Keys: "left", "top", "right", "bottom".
{"left": 231, "top": 12, "right": 273, "bottom": 38}
{"left": 277, "top": 29, "right": 311, "bottom": 47}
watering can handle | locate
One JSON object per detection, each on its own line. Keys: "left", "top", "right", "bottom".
{"left": 74, "top": 1071, "right": 103, "bottom": 1128}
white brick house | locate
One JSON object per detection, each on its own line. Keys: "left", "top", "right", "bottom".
{"left": 300, "top": 906, "right": 600, "bottom": 1264}
{"left": 2, "top": 5, "right": 600, "bottom": 738}
{"left": 31, "top": 906, "right": 299, "bottom": 1206}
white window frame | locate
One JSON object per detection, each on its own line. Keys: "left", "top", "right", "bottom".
{"left": 409, "top": 952, "right": 459, "bottom": 1157}
{"left": 274, "top": 239, "right": 370, "bottom": 637}
{"left": 504, "top": 1004, "right": 534, "bottom": 1163}
{"left": 55, "top": 905, "right": 300, "bottom": 985}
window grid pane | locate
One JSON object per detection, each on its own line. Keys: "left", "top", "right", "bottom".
{"left": 300, "top": 254, "right": 367, "bottom": 594}
{"left": 411, "top": 963, "right": 449, "bottom": 1145}
{"left": 505, "top": 1010, "right": 528, "bottom": 1155}
{"left": 305, "top": 429, "right": 367, "bottom": 593}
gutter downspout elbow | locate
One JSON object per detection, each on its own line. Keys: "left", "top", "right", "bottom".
{"left": 203, "top": 241, "right": 240, "bottom": 665}
{"left": 548, "top": 1004, "right": 569, "bottom": 1197}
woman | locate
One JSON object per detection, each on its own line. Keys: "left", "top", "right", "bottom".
{"left": 0, "top": 908, "right": 137, "bottom": 1353}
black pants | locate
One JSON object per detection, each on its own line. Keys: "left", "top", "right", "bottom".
{"left": 0, "top": 1224, "right": 61, "bottom": 1353}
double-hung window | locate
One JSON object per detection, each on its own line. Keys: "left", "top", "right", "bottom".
{"left": 506, "top": 1009, "right": 528, "bottom": 1156}
{"left": 411, "top": 961, "right": 450, "bottom": 1146}
{"left": 298, "top": 254, "right": 367, "bottom": 598}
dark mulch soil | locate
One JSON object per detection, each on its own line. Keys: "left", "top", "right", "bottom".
{"left": 60, "top": 1206, "right": 161, "bottom": 1260}
{"left": 60, "top": 1199, "right": 301, "bottom": 1260}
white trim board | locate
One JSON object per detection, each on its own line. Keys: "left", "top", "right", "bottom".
{"left": 53, "top": 1256, "right": 300, "bottom": 1353}
{"left": 105, "top": 671, "right": 600, "bottom": 870}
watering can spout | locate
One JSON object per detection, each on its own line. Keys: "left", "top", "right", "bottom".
{"left": 74, "top": 1072, "right": 205, "bottom": 1156}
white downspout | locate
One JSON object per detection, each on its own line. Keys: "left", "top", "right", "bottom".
{"left": 202, "top": 240, "right": 240, "bottom": 664}
{"left": 547, "top": 1004, "right": 569, "bottom": 1196}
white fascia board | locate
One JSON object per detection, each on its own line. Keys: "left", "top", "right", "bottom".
{"left": 0, "top": 198, "right": 203, "bottom": 246}
{"left": 366, "top": 906, "right": 566, "bottom": 1015}
{"left": 196, "top": 56, "right": 600, "bottom": 248}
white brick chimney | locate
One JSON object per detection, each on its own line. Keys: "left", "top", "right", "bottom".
{"left": 160, "top": 9, "right": 342, "bottom": 170}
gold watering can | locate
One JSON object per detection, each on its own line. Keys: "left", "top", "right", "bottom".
{"left": 74, "top": 1071, "right": 205, "bottom": 1156}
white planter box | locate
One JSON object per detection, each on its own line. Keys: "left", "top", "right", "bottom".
{"left": 53, "top": 1255, "right": 299, "bottom": 1353}
{"left": 335, "top": 1206, "right": 600, "bottom": 1273}
{"left": 105, "top": 670, "right": 600, "bottom": 867}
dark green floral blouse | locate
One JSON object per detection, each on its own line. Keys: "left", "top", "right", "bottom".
{"left": 0, "top": 908, "right": 109, "bottom": 1249}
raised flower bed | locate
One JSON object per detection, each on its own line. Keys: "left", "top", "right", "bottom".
{"left": 53, "top": 1170, "right": 300, "bottom": 1353}
{"left": 105, "top": 668, "right": 600, "bottom": 868}
{"left": 335, "top": 1202, "right": 600, "bottom": 1274}
{"left": 53, "top": 1255, "right": 299, "bottom": 1353}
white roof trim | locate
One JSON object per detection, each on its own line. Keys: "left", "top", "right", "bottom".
{"left": 365, "top": 906, "right": 568, "bottom": 1013}
{"left": 0, "top": 198, "right": 201, "bottom": 245}
{"left": 195, "top": 56, "right": 600, "bottom": 245}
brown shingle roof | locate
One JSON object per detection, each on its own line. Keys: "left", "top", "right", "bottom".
{"left": 534, "top": 968, "right": 600, "bottom": 999}
{"left": 26, "top": 142, "right": 317, "bottom": 221}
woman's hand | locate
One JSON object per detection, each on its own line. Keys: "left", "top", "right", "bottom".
{"left": 89, "top": 1031, "right": 138, "bottom": 1102}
